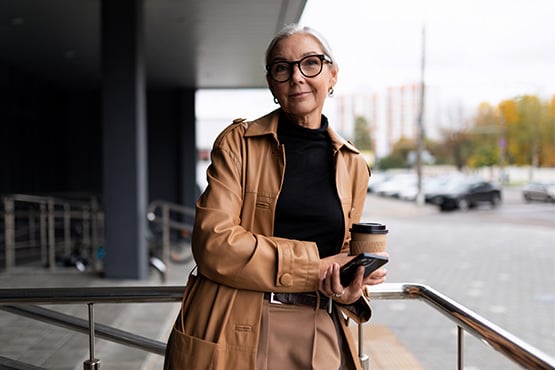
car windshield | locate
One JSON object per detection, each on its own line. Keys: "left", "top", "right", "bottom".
{"left": 444, "top": 180, "right": 473, "bottom": 193}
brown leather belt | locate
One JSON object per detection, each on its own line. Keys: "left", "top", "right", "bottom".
{"left": 264, "top": 292, "right": 329, "bottom": 310}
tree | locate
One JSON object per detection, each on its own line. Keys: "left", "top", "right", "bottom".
{"left": 468, "top": 145, "right": 498, "bottom": 168}
{"left": 466, "top": 94, "right": 555, "bottom": 169}
{"left": 467, "top": 102, "right": 500, "bottom": 168}
{"left": 378, "top": 137, "right": 414, "bottom": 169}
{"left": 353, "top": 115, "right": 372, "bottom": 151}
{"left": 498, "top": 99, "right": 518, "bottom": 165}
{"left": 435, "top": 127, "right": 472, "bottom": 170}
{"left": 539, "top": 95, "right": 555, "bottom": 166}
{"left": 377, "top": 94, "right": 555, "bottom": 171}
{"left": 432, "top": 103, "right": 473, "bottom": 169}
{"left": 515, "top": 96, "right": 542, "bottom": 166}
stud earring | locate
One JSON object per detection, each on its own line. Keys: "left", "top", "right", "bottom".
{"left": 273, "top": 97, "right": 279, "bottom": 104}
{"left": 328, "top": 87, "right": 335, "bottom": 96}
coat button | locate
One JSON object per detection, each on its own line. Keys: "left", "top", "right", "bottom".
{"left": 279, "top": 273, "right": 293, "bottom": 287}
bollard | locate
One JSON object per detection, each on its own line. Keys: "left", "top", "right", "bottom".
{"left": 358, "top": 322, "right": 369, "bottom": 370}
{"left": 83, "top": 303, "right": 101, "bottom": 370}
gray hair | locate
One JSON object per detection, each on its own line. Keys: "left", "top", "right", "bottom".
{"left": 265, "top": 24, "right": 338, "bottom": 71}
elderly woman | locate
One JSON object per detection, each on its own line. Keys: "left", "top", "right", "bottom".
{"left": 164, "top": 24, "right": 388, "bottom": 370}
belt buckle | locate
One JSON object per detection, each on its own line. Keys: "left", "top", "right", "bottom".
{"left": 269, "top": 292, "right": 282, "bottom": 305}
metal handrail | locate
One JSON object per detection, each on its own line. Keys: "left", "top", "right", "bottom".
{"left": 147, "top": 200, "right": 195, "bottom": 265}
{"left": 368, "top": 283, "right": 555, "bottom": 369}
{"left": 0, "top": 283, "right": 554, "bottom": 370}
{"left": 1, "top": 304, "right": 166, "bottom": 355}
{"left": 1, "top": 194, "right": 103, "bottom": 272}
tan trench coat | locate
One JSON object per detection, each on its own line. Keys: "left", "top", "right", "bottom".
{"left": 165, "top": 109, "right": 371, "bottom": 370}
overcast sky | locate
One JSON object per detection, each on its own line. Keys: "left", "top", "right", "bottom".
{"left": 300, "top": 0, "right": 555, "bottom": 107}
{"left": 196, "top": 1, "right": 555, "bottom": 148}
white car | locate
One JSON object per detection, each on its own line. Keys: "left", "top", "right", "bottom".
{"left": 373, "top": 173, "right": 416, "bottom": 198}
{"left": 522, "top": 181, "right": 555, "bottom": 202}
{"left": 367, "top": 172, "right": 389, "bottom": 193}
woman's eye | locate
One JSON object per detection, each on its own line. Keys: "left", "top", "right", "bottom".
{"left": 304, "top": 58, "right": 319, "bottom": 66}
{"left": 274, "top": 64, "right": 289, "bottom": 73}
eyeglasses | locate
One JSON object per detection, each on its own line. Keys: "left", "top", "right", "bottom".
{"left": 266, "top": 54, "right": 332, "bottom": 83}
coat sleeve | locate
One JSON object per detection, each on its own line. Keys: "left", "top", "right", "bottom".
{"left": 192, "top": 122, "right": 321, "bottom": 293}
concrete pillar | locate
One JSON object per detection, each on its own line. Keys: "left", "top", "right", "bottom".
{"left": 101, "top": 0, "right": 148, "bottom": 279}
{"left": 178, "top": 89, "right": 198, "bottom": 209}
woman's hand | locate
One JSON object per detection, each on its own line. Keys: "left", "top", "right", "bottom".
{"left": 363, "top": 251, "right": 388, "bottom": 286}
{"left": 318, "top": 252, "right": 388, "bottom": 305}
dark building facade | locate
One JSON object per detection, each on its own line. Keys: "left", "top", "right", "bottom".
{"left": 1, "top": 0, "right": 306, "bottom": 278}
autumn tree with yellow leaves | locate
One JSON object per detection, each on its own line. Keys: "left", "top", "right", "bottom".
{"left": 454, "top": 94, "right": 555, "bottom": 169}
{"left": 498, "top": 95, "right": 555, "bottom": 167}
{"left": 375, "top": 94, "right": 555, "bottom": 170}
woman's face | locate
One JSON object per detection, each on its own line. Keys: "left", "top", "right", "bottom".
{"left": 267, "top": 33, "right": 337, "bottom": 127}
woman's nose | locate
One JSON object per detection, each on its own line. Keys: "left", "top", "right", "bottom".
{"left": 290, "top": 64, "right": 304, "bottom": 82}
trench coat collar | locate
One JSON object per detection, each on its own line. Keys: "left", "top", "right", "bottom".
{"left": 244, "top": 109, "right": 360, "bottom": 154}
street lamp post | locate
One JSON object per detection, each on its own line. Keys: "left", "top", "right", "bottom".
{"left": 415, "top": 25, "right": 426, "bottom": 205}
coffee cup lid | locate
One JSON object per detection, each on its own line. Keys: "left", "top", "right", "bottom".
{"left": 350, "top": 222, "right": 388, "bottom": 234}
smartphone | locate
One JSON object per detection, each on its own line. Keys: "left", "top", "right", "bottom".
{"left": 339, "top": 253, "right": 388, "bottom": 286}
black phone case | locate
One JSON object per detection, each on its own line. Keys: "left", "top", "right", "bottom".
{"left": 339, "top": 253, "right": 388, "bottom": 286}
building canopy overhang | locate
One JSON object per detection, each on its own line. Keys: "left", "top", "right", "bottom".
{"left": 1, "top": 0, "right": 307, "bottom": 89}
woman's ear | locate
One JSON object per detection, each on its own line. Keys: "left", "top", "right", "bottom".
{"left": 329, "top": 66, "right": 338, "bottom": 89}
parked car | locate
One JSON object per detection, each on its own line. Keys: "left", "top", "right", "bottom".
{"left": 367, "top": 172, "right": 389, "bottom": 193}
{"left": 522, "top": 181, "right": 555, "bottom": 202}
{"left": 424, "top": 174, "right": 470, "bottom": 204}
{"left": 429, "top": 178, "right": 502, "bottom": 211}
{"left": 398, "top": 176, "right": 431, "bottom": 201}
{"left": 400, "top": 174, "right": 465, "bottom": 202}
{"left": 373, "top": 172, "right": 416, "bottom": 198}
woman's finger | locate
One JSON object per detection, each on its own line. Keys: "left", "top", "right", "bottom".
{"left": 330, "top": 263, "right": 344, "bottom": 294}
{"left": 320, "top": 264, "right": 335, "bottom": 296}
{"left": 364, "top": 267, "right": 387, "bottom": 285}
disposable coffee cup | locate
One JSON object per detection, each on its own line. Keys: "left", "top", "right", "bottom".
{"left": 349, "top": 223, "right": 388, "bottom": 255}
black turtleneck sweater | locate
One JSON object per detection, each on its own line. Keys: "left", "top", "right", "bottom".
{"left": 273, "top": 112, "right": 344, "bottom": 258}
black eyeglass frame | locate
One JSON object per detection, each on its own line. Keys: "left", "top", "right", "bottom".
{"left": 266, "top": 54, "right": 333, "bottom": 83}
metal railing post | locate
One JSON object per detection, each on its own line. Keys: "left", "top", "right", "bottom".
{"left": 3, "top": 197, "right": 15, "bottom": 272}
{"left": 358, "top": 322, "right": 369, "bottom": 369}
{"left": 83, "top": 303, "right": 101, "bottom": 369}
{"left": 91, "top": 197, "right": 100, "bottom": 270}
{"left": 64, "top": 203, "right": 71, "bottom": 256}
{"left": 161, "top": 205, "right": 170, "bottom": 265}
{"left": 147, "top": 200, "right": 196, "bottom": 270}
{"left": 82, "top": 205, "right": 91, "bottom": 252}
{"left": 40, "top": 202, "right": 47, "bottom": 265}
{"left": 47, "top": 198, "right": 55, "bottom": 271}
{"left": 29, "top": 209, "right": 37, "bottom": 252}
{"left": 457, "top": 326, "right": 464, "bottom": 370}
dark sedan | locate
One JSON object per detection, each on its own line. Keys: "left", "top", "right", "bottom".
{"left": 429, "top": 179, "right": 502, "bottom": 211}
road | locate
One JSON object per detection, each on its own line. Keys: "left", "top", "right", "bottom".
{"left": 361, "top": 188, "right": 554, "bottom": 370}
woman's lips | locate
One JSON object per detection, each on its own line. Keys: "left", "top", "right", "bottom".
{"left": 289, "top": 91, "right": 310, "bottom": 98}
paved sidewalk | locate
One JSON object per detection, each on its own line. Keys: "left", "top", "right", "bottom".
{"left": 362, "top": 194, "right": 555, "bottom": 370}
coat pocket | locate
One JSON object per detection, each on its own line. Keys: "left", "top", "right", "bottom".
{"left": 164, "top": 321, "right": 223, "bottom": 370}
